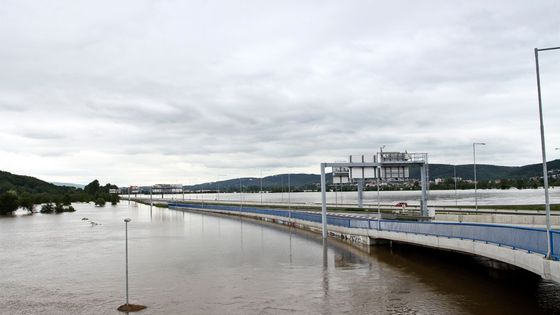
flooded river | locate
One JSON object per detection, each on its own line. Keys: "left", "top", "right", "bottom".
{"left": 1, "top": 202, "right": 559, "bottom": 314}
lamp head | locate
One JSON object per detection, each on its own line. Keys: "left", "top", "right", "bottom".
{"left": 124, "top": 218, "right": 131, "bottom": 223}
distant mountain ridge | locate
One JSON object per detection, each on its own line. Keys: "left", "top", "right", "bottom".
{"left": 187, "top": 159, "right": 560, "bottom": 190}
{"left": 3, "top": 158, "right": 560, "bottom": 193}
{"left": 51, "top": 182, "right": 85, "bottom": 189}
{"left": 187, "top": 173, "right": 331, "bottom": 191}
{"left": 416, "top": 159, "right": 560, "bottom": 180}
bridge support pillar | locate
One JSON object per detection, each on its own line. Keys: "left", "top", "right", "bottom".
{"left": 357, "top": 179, "right": 364, "bottom": 208}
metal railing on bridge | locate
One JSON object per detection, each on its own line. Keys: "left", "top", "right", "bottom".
{"left": 168, "top": 203, "right": 560, "bottom": 260}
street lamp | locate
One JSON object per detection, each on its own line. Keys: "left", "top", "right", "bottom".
{"left": 124, "top": 218, "right": 131, "bottom": 307}
{"left": 377, "top": 145, "right": 385, "bottom": 221}
{"left": 117, "top": 219, "right": 146, "bottom": 312}
{"left": 454, "top": 164, "right": 458, "bottom": 207}
{"left": 535, "top": 46, "right": 560, "bottom": 259}
{"left": 216, "top": 174, "right": 227, "bottom": 201}
{"left": 239, "top": 178, "right": 243, "bottom": 209}
{"left": 473, "top": 142, "right": 486, "bottom": 211}
{"left": 288, "top": 173, "right": 291, "bottom": 212}
{"left": 259, "top": 169, "right": 269, "bottom": 205}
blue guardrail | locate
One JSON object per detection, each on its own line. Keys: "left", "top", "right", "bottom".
{"left": 168, "top": 202, "right": 559, "bottom": 260}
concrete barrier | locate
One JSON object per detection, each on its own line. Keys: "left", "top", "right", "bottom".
{"left": 436, "top": 213, "right": 560, "bottom": 227}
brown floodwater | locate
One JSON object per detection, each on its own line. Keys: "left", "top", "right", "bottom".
{"left": 0, "top": 202, "right": 559, "bottom": 314}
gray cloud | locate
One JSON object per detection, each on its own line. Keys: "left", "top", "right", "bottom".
{"left": 1, "top": 0, "right": 559, "bottom": 185}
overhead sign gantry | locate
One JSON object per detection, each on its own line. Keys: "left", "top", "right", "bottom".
{"left": 320, "top": 150, "right": 429, "bottom": 239}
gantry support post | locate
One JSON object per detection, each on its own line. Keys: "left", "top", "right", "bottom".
{"left": 420, "top": 164, "right": 428, "bottom": 217}
{"left": 320, "top": 163, "right": 328, "bottom": 239}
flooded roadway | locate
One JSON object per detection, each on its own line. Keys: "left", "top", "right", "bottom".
{"left": 0, "top": 202, "right": 559, "bottom": 314}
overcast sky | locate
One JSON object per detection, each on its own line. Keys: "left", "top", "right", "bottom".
{"left": 1, "top": 0, "right": 559, "bottom": 186}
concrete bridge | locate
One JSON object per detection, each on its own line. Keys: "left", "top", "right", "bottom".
{"left": 167, "top": 202, "right": 560, "bottom": 283}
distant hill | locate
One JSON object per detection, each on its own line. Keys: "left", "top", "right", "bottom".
{"left": 187, "top": 173, "right": 330, "bottom": 191}
{"left": 0, "top": 171, "right": 72, "bottom": 194}
{"left": 51, "top": 182, "right": 85, "bottom": 189}
{"left": 414, "top": 159, "right": 560, "bottom": 181}
{"left": 409, "top": 164, "right": 515, "bottom": 181}
{"left": 0, "top": 171, "right": 120, "bottom": 214}
{"left": 187, "top": 160, "right": 560, "bottom": 190}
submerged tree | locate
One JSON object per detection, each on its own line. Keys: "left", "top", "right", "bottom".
{"left": 40, "top": 203, "right": 54, "bottom": 214}
{"left": 0, "top": 190, "right": 19, "bottom": 215}
{"left": 18, "top": 192, "right": 35, "bottom": 213}
{"left": 54, "top": 203, "right": 64, "bottom": 213}
{"left": 84, "top": 180, "right": 101, "bottom": 196}
{"left": 94, "top": 197, "right": 106, "bottom": 207}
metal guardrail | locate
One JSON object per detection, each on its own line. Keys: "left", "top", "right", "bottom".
{"left": 168, "top": 203, "right": 560, "bottom": 260}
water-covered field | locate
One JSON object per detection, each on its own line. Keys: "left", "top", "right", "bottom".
{"left": 1, "top": 201, "right": 560, "bottom": 314}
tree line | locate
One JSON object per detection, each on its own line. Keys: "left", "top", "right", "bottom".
{"left": 0, "top": 179, "right": 119, "bottom": 215}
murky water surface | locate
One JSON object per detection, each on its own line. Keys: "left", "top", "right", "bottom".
{"left": 1, "top": 202, "right": 559, "bottom": 314}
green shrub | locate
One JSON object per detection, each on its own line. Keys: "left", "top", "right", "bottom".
{"left": 94, "top": 197, "right": 106, "bottom": 207}
{"left": 40, "top": 203, "right": 54, "bottom": 213}
{"left": 54, "top": 202, "right": 64, "bottom": 213}
{"left": 0, "top": 190, "right": 19, "bottom": 215}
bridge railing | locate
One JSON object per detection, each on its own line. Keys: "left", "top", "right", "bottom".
{"left": 378, "top": 220, "right": 550, "bottom": 257}
{"left": 168, "top": 203, "right": 559, "bottom": 260}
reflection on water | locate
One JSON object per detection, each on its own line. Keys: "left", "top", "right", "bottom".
{"left": 0, "top": 202, "right": 559, "bottom": 314}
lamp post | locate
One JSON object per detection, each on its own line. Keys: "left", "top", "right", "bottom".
{"left": 377, "top": 145, "right": 385, "bottom": 221}
{"left": 535, "top": 46, "right": 560, "bottom": 259}
{"left": 454, "top": 165, "right": 458, "bottom": 207}
{"left": 281, "top": 175, "right": 284, "bottom": 203}
{"left": 150, "top": 187, "right": 153, "bottom": 211}
{"left": 215, "top": 174, "right": 227, "bottom": 201}
{"left": 117, "top": 218, "right": 146, "bottom": 312}
{"left": 288, "top": 173, "right": 291, "bottom": 212}
{"left": 473, "top": 142, "right": 486, "bottom": 211}
{"left": 259, "top": 169, "right": 269, "bottom": 205}
{"left": 239, "top": 178, "right": 243, "bottom": 210}
{"left": 124, "top": 218, "right": 130, "bottom": 307}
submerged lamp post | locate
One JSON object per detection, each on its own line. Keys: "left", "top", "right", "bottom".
{"left": 535, "top": 46, "right": 560, "bottom": 259}
{"left": 118, "top": 218, "right": 146, "bottom": 312}
{"left": 124, "top": 218, "right": 130, "bottom": 306}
